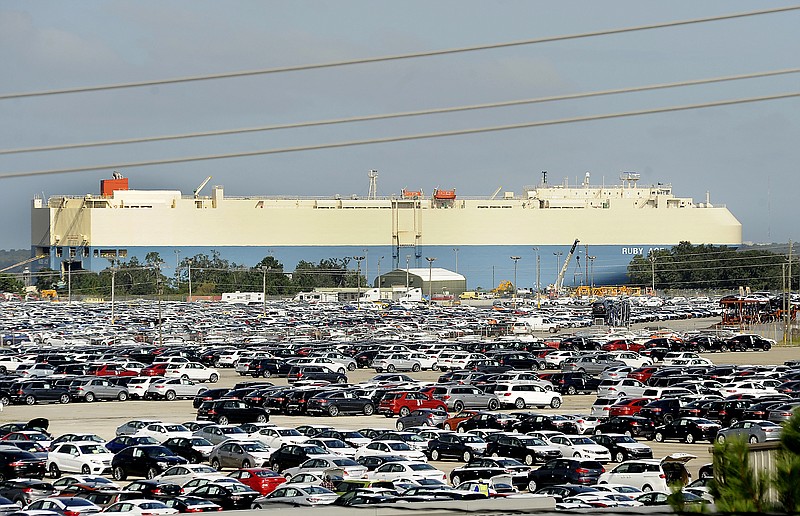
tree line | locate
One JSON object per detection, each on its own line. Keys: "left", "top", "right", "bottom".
{"left": 3, "top": 252, "right": 366, "bottom": 298}
{"left": 627, "top": 242, "right": 799, "bottom": 291}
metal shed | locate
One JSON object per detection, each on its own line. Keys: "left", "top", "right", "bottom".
{"left": 374, "top": 267, "right": 466, "bottom": 300}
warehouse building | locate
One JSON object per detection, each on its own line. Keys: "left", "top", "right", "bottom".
{"left": 374, "top": 268, "right": 466, "bottom": 299}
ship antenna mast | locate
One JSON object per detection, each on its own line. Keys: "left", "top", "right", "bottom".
{"left": 368, "top": 170, "right": 378, "bottom": 200}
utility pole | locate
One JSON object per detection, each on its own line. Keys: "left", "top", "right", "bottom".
{"left": 67, "top": 261, "right": 72, "bottom": 304}
{"left": 786, "top": 241, "right": 793, "bottom": 344}
{"left": 405, "top": 255, "right": 410, "bottom": 292}
{"left": 453, "top": 248, "right": 459, "bottom": 273}
{"left": 261, "top": 267, "right": 267, "bottom": 316}
{"left": 110, "top": 265, "right": 116, "bottom": 325}
{"left": 426, "top": 257, "right": 436, "bottom": 304}
{"left": 174, "top": 249, "right": 180, "bottom": 286}
{"left": 650, "top": 254, "right": 656, "bottom": 295}
{"left": 376, "top": 256, "right": 384, "bottom": 297}
{"left": 588, "top": 256, "right": 596, "bottom": 292}
{"left": 156, "top": 265, "right": 163, "bottom": 346}
{"left": 510, "top": 256, "right": 521, "bottom": 309}
{"left": 353, "top": 256, "right": 365, "bottom": 309}
{"left": 187, "top": 260, "right": 192, "bottom": 302}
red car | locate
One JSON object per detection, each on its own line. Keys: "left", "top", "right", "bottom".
{"left": 441, "top": 410, "right": 479, "bottom": 431}
{"left": 226, "top": 468, "right": 286, "bottom": 495}
{"left": 86, "top": 363, "right": 138, "bottom": 377}
{"left": 601, "top": 340, "right": 644, "bottom": 353}
{"left": 140, "top": 363, "right": 169, "bottom": 376}
{"left": 608, "top": 397, "right": 649, "bottom": 417}
{"left": 628, "top": 366, "right": 659, "bottom": 384}
{"left": 378, "top": 391, "right": 447, "bottom": 417}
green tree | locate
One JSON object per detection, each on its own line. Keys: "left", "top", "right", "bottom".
{"left": 0, "top": 273, "right": 23, "bottom": 293}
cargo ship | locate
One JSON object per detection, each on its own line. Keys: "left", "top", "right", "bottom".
{"left": 30, "top": 172, "right": 742, "bottom": 290}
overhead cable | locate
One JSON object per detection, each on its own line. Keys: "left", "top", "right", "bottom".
{"left": 1, "top": 92, "right": 797, "bottom": 180}
{"left": 2, "top": 68, "right": 798, "bottom": 155}
{"left": 0, "top": 5, "right": 797, "bottom": 100}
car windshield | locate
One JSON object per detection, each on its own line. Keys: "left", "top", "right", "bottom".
{"left": 226, "top": 483, "right": 250, "bottom": 493}
{"left": 194, "top": 466, "right": 217, "bottom": 474}
{"left": 78, "top": 445, "right": 108, "bottom": 454}
{"left": 496, "top": 459, "right": 524, "bottom": 467}
{"left": 332, "top": 459, "right": 359, "bottom": 467}
{"left": 277, "top": 429, "right": 301, "bottom": 436}
{"left": 191, "top": 438, "right": 212, "bottom": 446}
{"left": 460, "top": 435, "right": 484, "bottom": 444}
{"left": 614, "top": 436, "right": 638, "bottom": 444}
{"left": 144, "top": 447, "right": 174, "bottom": 458}
{"left": 571, "top": 437, "right": 596, "bottom": 445}
{"left": 409, "top": 463, "right": 435, "bottom": 471}
{"left": 241, "top": 443, "right": 268, "bottom": 452}
{"left": 253, "top": 470, "right": 281, "bottom": 477}
{"left": 139, "top": 502, "right": 167, "bottom": 510}
{"left": 388, "top": 443, "right": 411, "bottom": 451}
{"left": 221, "top": 427, "right": 246, "bottom": 435}
{"left": 305, "top": 486, "right": 333, "bottom": 495}
{"left": 519, "top": 438, "right": 546, "bottom": 447}
{"left": 165, "top": 425, "right": 188, "bottom": 432}
{"left": 305, "top": 446, "right": 328, "bottom": 454}
{"left": 325, "top": 440, "right": 347, "bottom": 448}
{"left": 63, "top": 499, "right": 96, "bottom": 507}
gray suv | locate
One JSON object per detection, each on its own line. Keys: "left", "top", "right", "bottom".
{"left": 430, "top": 384, "right": 500, "bottom": 412}
{"left": 69, "top": 377, "right": 129, "bottom": 402}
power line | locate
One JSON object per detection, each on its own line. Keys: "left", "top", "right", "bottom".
{"left": 0, "top": 5, "right": 797, "bottom": 100}
{"left": 3, "top": 68, "right": 798, "bottom": 156}
{"left": 1, "top": 92, "right": 797, "bottom": 180}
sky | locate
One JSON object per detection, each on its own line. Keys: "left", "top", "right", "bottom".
{"left": 0, "top": 1, "right": 798, "bottom": 251}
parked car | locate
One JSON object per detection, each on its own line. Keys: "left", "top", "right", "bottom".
{"left": 209, "top": 440, "right": 272, "bottom": 470}
{"left": 429, "top": 385, "right": 500, "bottom": 412}
{"left": 161, "top": 437, "right": 214, "bottom": 464}
{"left": 68, "top": 378, "right": 129, "bottom": 402}
{"left": 0, "top": 447, "right": 47, "bottom": 479}
{"left": 11, "top": 380, "right": 71, "bottom": 405}
{"left": 185, "top": 481, "right": 260, "bottom": 510}
{"left": 396, "top": 409, "right": 448, "bottom": 431}
{"left": 305, "top": 391, "right": 375, "bottom": 416}
{"left": 145, "top": 379, "right": 208, "bottom": 401}
{"left": 287, "top": 366, "right": 346, "bottom": 384}
{"left": 378, "top": 392, "right": 447, "bottom": 418}
{"left": 251, "top": 484, "right": 338, "bottom": 507}
{"left": 105, "top": 436, "right": 160, "bottom": 454}
{"left": 591, "top": 433, "right": 654, "bottom": 463}
{"left": 47, "top": 442, "right": 114, "bottom": 477}
{"left": 599, "top": 454, "right": 695, "bottom": 492}
{"left": 526, "top": 458, "right": 605, "bottom": 491}
{"left": 484, "top": 434, "right": 561, "bottom": 466}
{"left": 593, "top": 416, "right": 656, "bottom": 439}
{"left": 23, "top": 496, "right": 101, "bottom": 515}
{"left": 715, "top": 420, "right": 783, "bottom": 444}
{"left": 493, "top": 383, "right": 562, "bottom": 409}
{"left": 196, "top": 399, "right": 269, "bottom": 425}
{"left": 426, "top": 433, "right": 487, "bottom": 462}
{"left": 164, "top": 363, "right": 220, "bottom": 383}
{"left": 111, "top": 445, "right": 188, "bottom": 481}
{"left": 652, "top": 418, "right": 722, "bottom": 444}
{"left": 449, "top": 457, "right": 531, "bottom": 490}
{"left": 226, "top": 468, "right": 286, "bottom": 495}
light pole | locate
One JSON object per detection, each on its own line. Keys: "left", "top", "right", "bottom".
{"left": 426, "top": 257, "right": 436, "bottom": 304}
{"left": 650, "top": 254, "right": 656, "bottom": 295}
{"left": 376, "top": 256, "right": 384, "bottom": 296}
{"left": 532, "top": 247, "right": 541, "bottom": 308}
{"left": 174, "top": 249, "right": 180, "bottom": 285}
{"left": 261, "top": 266, "right": 267, "bottom": 316}
{"left": 405, "top": 255, "right": 410, "bottom": 292}
{"left": 155, "top": 264, "right": 163, "bottom": 346}
{"left": 353, "top": 255, "right": 365, "bottom": 309}
{"left": 110, "top": 264, "right": 117, "bottom": 325}
{"left": 453, "top": 248, "right": 459, "bottom": 273}
{"left": 510, "top": 256, "right": 521, "bottom": 309}
{"left": 588, "top": 256, "right": 596, "bottom": 292}
{"left": 187, "top": 259, "right": 193, "bottom": 302}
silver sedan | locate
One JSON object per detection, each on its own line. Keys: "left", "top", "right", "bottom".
{"left": 716, "top": 420, "right": 783, "bottom": 444}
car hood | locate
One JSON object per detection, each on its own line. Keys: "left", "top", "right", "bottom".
{"left": 26, "top": 418, "right": 49, "bottom": 432}
{"left": 661, "top": 453, "right": 696, "bottom": 464}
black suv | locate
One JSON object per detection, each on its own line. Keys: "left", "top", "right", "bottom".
{"left": 485, "top": 433, "right": 561, "bottom": 465}
{"left": 512, "top": 413, "right": 579, "bottom": 434}
{"left": 526, "top": 459, "right": 604, "bottom": 491}
{"left": 427, "top": 433, "right": 486, "bottom": 462}
{"left": 638, "top": 398, "right": 683, "bottom": 425}
{"left": 111, "top": 445, "right": 188, "bottom": 480}
{"left": 541, "top": 372, "right": 601, "bottom": 395}
{"left": 11, "top": 380, "right": 71, "bottom": 405}
{"left": 247, "top": 358, "right": 286, "bottom": 378}
{"left": 197, "top": 399, "right": 269, "bottom": 425}
{"left": 287, "top": 366, "right": 346, "bottom": 384}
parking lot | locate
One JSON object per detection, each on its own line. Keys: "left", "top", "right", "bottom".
{"left": 5, "top": 343, "right": 796, "bottom": 482}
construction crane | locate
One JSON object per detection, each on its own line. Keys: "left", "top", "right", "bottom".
{"left": 193, "top": 176, "right": 212, "bottom": 198}
{"left": 554, "top": 239, "right": 580, "bottom": 293}
{"left": 0, "top": 255, "right": 46, "bottom": 273}
{"left": 490, "top": 186, "right": 502, "bottom": 200}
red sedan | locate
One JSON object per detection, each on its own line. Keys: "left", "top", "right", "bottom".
{"left": 628, "top": 366, "right": 659, "bottom": 383}
{"left": 601, "top": 340, "right": 645, "bottom": 353}
{"left": 226, "top": 468, "right": 286, "bottom": 495}
{"left": 140, "top": 363, "right": 169, "bottom": 376}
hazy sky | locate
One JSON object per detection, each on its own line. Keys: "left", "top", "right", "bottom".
{"left": 1, "top": 1, "right": 798, "bottom": 250}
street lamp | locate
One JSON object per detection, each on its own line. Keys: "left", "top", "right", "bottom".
{"left": 353, "top": 255, "right": 365, "bottom": 309}
{"left": 376, "top": 256, "right": 384, "bottom": 296}
{"left": 187, "top": 259, "right": 193, "bottom": 302}
{"left": 425, "top": 257, "right": 436, "bottom": 304}
{"left": 588, "top": 256, "right": 596, "bottom": 292}
{"left": 405, "top": 255, "right": 410, "bottom": 291}
{"left": 532, "top": 247, "right": 540, "bottom": 308}
{"left": 650, "top": 254, "right": 656, "bottom": 295}
{"left": 453, "top": 248, "right": 460, "bottom": 273}
{"left": 510, "top": 256, "right": 521, "bottom": 309}
{"left": 174, "top": 249, "right": 180, "bottom": 284}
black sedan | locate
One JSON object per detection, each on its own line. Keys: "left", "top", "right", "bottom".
{"left": 164, "top": 496, "right": 223, "bottom": 513}
{"left": 591, "top": 433, "right": 653, "bottom": 463}
{"left": 512, "top": 414, "right": 579, "bottom": 435}
{"left": 305, "top": 391, "right": 375, "bottom": 416}
{"left": 455, "top": 412, "right": 518, "bottom": 433}
{"left": 186, "top": 482, "right": 260, "bottom": 510}
{"left": 111, "top": 445, "right": 188, "bottom": 481}
{"left": 268, "top": 444, "right": 329, "bottom": 472}
{"left": 485, "top": 434, "right": 561, "bottom": 465}
{"left": 652, "top": 418, "right": 721, "bottom": 444}
{"left": 123, "top": 479, "right": 182, "bottom": 500}
{"left": 162, "top": 436, "right": 214, "bottom": 464}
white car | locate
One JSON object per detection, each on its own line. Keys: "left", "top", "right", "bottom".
{"left": 153, "top": 464, "right": 220, "bottom": 485}
{"left": 135, "top": 423, "right": 193, "bottom": 443}
{"left": 289, "top": 357, "right": 349, "bottom": 374}
{"left": 252, "top": 427, "right": 307, "bottom": 448}
{"left": 493, "top": 383, "right": 562, "bottom": 409}
{"left": 541, "top": 434, "right": 611, "bottom": 462}
{"left": 307, "top": 353, "right": 357, "bottom": 372}
{"left": 661, "top": 352, "right": 701, "bottom": 366}
{"left": 718, "top": 381, "right": 779, "bottom": 397}
{"left": 608, "top": 352, "right": 652, "bottom": 369}
{"left": 164, "top": 363, "right": 220, "bottom": 383}
{"left": 369, "top": 461, "right": 447, "bottom": 482}
{"left": 103, "top": 499, "right": 178, "bottom": 516}
{"left": 354, "top": 441, "right": 427, "bottom": 462}
{"left": 408, "top": 352, "right": 438, "bottom": 370}
{"left": 597, "top": 378, "right": 648, "bottom": 398}
{"left": 125, "top": 378, "right": 164, "bottom": 400}
{"left": 598, "top": 453, "right": 695, "bottom": 492}
{"left": 304, "top": 438, "right": 357, "bottom": 458}
{"left": 47, "top": 441, "right": 114, "bottom": 476}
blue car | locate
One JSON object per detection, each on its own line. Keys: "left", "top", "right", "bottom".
{"left": 105, "top": 435, "right": 160, "bottom": 454}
